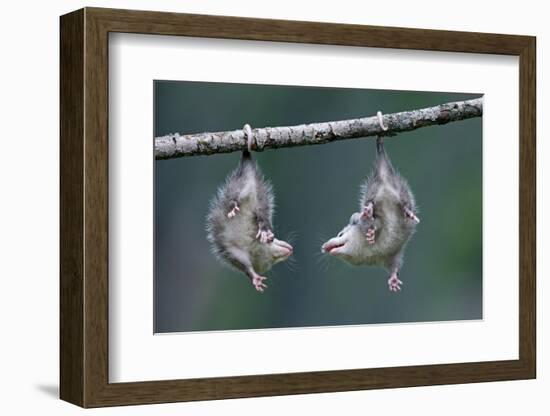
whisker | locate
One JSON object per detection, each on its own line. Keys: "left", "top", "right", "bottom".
{"left": 284, "top": 230, "right": 300, "bottom": 246}
{"left": 284, "top": 257, "right": 299, "bottom": 273}
{"left": 317, "top": 253, "right": 333, "bottom": 273}
{"left": 311, "top": 228, "right": 340, "bottom": 273}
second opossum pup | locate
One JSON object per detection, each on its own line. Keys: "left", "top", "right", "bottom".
{"left": 206, "top": 124, "right": 293, "bottom": 293}
{"left": 321, "top": 112, "right": 419, "bottom": 292}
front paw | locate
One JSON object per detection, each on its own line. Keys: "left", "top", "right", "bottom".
{"left": 362, "top": 200, "right": 374, "bottom": 219}
{"left": 404, "top": 206, "right": 420, "bottom": 223}
{"left": 256, "top": 227, "right": 274, "bottom": 244}
{"left": 365, "top": 226, "right": 376, "bottom": 245}
{"left": 227, "top": 203, "right": 240, "bottom": 218}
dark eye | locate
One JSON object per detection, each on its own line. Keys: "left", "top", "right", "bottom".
{"left": 337, "top": 232, "right": 343, "bottom": 237}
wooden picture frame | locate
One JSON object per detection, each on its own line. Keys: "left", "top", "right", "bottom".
{"left": 60, "top": 7, "right": 536, "bottom": 408}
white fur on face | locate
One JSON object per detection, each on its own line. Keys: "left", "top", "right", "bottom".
{"left": 269, "top": 238, "right": 293, "bottom": 264}
{"left": 253, "top": 238, "right": 293, "bottom": 273}
{"left": 321, "top": 221, "right": 381, "bottom": 266}
{"left": 322, "top": 224, "right": 356, "bottom": 256}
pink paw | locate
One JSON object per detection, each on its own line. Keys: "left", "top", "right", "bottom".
{"left": 362, "top": 201, "right": 374, "bottom": 219}
{"left": 252, "top": 274, "right": 268, "bottom": 293}
{"left": 227, "top": 205, "right": 240, "bottom": 218}
{"left": 256, "top": 228, "right": 274, "bottom": 244}
{"left": 404, "top": 206, "right": 420, "bottom": 223}
{"left": 366, "top": 227, "right": 376, "bottom": 245}
{"left": 388, "top": 273, "right": 403, "bottom": 292}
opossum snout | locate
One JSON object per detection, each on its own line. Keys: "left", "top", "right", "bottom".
{"left": 271, "top": 238, "right": 293, "bottom": 259}
{"left": 321, "top": 236, "right": 346, "bottom": 255}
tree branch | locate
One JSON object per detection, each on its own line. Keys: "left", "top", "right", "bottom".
{"left": 155, "top": 97, "right": 482, "bottom": 160}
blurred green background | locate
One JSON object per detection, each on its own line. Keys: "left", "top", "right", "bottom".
{"left": 154, "top": 80, "right": 482, "bottom": 333}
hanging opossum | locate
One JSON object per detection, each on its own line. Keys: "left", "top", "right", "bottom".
{"left": 206, "top": 124, "right": 293, "bottom": 293}
{"left": 321, "top": 113, "right": 419, "bottom": 292}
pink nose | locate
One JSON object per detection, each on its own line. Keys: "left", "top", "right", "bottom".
{"left": 279, "top": 241, "right": 293, "bottom": 254}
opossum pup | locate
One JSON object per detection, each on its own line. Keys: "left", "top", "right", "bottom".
{"left": 207, "top": 125, "right": 293, "bottom": 293}
{"left": 321, "top": 131, "right": 419, "bottom": 292}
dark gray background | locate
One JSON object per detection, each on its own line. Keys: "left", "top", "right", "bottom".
{"left": 154, "top": 80, "right": 482, "bottom": 333}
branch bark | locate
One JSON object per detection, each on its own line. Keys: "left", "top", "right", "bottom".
{"left": 155, "top": 97, "right": 482, "bottom": 160}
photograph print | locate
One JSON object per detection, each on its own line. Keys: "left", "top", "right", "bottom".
{"left": 154, "top": 80, "right": 483, "bottom": 334}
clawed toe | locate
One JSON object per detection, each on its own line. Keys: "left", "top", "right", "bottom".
{"left": 252, "top": 275, "right": 268, "bottom": 293}
{"left": 366, "top": 227, "right": 376, "bottom": 245}
{"left": 404, "top": 206, "right": 420, "bottom": 223}
{"left": 387, "top": 273, "right": 403, "bottom": 292}
{"left": 256, "top": 227, "right": 274, "bottom": 244}
{"left": 227, "top": 205, "right": 240, "bottom": 218}
{"left": 362, "top": 201, "right": 374, "bottom": 219}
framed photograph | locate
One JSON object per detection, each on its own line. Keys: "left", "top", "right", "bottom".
{"left": 60, "top": 7, "right": 536, "bottom": 408}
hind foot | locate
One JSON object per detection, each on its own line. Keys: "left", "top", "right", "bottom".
{"left": 388, "top": 272, "right": 403, "bottom": 292}
{"left": 251, "top": 273, "right": 268, "bottom": 293}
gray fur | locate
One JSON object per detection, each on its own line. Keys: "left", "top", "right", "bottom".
{"left": 321, "top": 136, "right": 419, "bottom": 291}
{"left": 206, "top": 151, "right": 292, "bottom": 292}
